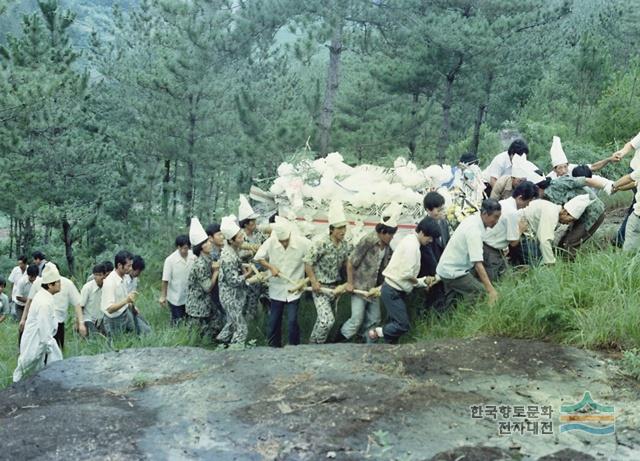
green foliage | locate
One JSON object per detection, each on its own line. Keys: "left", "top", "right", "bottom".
{"left": 621, "top": 349, "right": 640, "bottom": 381}
{"left": 413, "top": 246, "right": 640, "bottom": 352}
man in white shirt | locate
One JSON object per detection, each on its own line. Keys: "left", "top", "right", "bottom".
{"left": 159, "top": 234, "right": 196, "bottom": 324}
{"left": 255, "top": 216, "right": 311, "bottom": 347}
{"left": 482, "top": 182, "right": 537, "bottom": 281}
{"left": 80, "top": 264, "right": 107, "bottom": 335}
{"left": 8, "top": 255, "right": 28, "bottom": 320}
{"left": 437, "top": 199, "right": 502, "bottom": 308}
{"left": 611, "top": 130, "right": 640, "bottom": 246}
{"left": 13, "top": 263, "right": 63, "bottom": 382}
{"left": 613, "top": 158, "right": 640, "bottom": 251}
{"left": 31, "top": 250, "right": 47, "bottom": 276}
{"left": 101, "top": 250, "right": 139, "bottom": 336}
{"left": 25, "top": 263, "right": 86, "bottom": 349}
{"left": 519, "top": 194, "right": 592, "bottom": 264}
{"left": 483, "top": 139, "right": 529, "bottom": 187}
{"left": 368, "top": 217, "right": 441, "bottom": 344}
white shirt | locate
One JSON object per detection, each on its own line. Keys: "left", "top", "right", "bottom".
{"left": 631, "top": 131, "right": 640, "bottom": 150}
{"left": 254, "top": 234, "right": 311, "bottom": 302}
{"left": 29, "top": 277, "right": 82, "bottom": 324}
{"left": 383, "top": 233, "right": 421, "bottom": 293}
{"left": 101, "top": 270, "right": 129, "bottom": 318}
{"left": 519, "top": 200, "right": 561, "bottom": 265}
{"left": 80, "top": 280, "right": 103, "bottom": 323}
{"left": 13, "top": 289, "right": 62, "bottom": 382}
{"left": 483, "top": 151, "right": 512, "bottom": 182}
{"left": 630, "top": 169, "right": 640, "bottom": 216}
{"left": 483, "top": 198, "right": 521, "bottom": 250}
{"left": 14, "top": 273, "right": 34, "bottom": 307}
{"left": 8, "top": 266, "right": 25, "bottom": 302}
{"left": 437, "top": 213, "right": 486, "bottom": 280}
{"left": 162, "top": 250, "right": 196, "bottom": 306}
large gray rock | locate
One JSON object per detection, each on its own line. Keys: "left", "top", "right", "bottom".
{"left": 1, "top": 338, "right": 638, "bottom": 460}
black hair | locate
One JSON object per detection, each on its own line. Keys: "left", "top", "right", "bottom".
{"left": 238, "top": 218, "right": 253, "bottom": 229}
{"left": 415, "top": 216, "right": 442, "bottom": 239}
{"left": 101, "top": 261, "right": 114, "bottom": 273}
{"left": 132, "top": 255, "right": 145, "bottom": 272}
{"left": 481, "top": 198, "right": 502, "bottom": 215}
{"left": 511, "top": 181, "right": 538, "bottom": 201}
{"left": 423, "top": 191, "right": 445, "bottom": 211}
{"left": 572, "top": 165, "right": 593, "bottom": 178}
{"left": 18, "top": 255, "right": 28, "bottom": 264}
{"left": 536, "top": 177, "right": 552, "bottom": 189}
{"left": 92, "top": 263, "right": 106, "bottom": 275}
{"left": 375, "top": 223, "right": 397, "bottom": 234}
{"left": 114, "top": 250, "right": 134, "bottom": 269}
{"left": 32, "top": 251, "right": 45, "bottom": 261}
{"left": 175, "top": 234, "right": 190, "bottom": 247}
{"left": 205, "top": 223, "right": 221, "bottom": 237}
{"left": 459, "top": 152, "right": 479, "bottom": 165}
{"left": 41, "top": 281, "right": 57, "bottom": 290}
{"left": 192, "top": 241, "right": 204, "bottom": 257}
{"left": 268, "top": 213, "right": 278, "bottom": 224}
{"left": 508, "top": 139, "right": 529, "bottom": 156}
{"left": 0, "top": 277, "right": 5, "bottom": 287}
{"left": 26, "top": 264, "right": 39, "bottom": 277}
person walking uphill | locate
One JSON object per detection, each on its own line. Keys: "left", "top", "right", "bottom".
{"left": 303, "top": 199, "right": 354, "bottom": 344}
{"left": 185, "top": 217, "right": 223, "bottom": 338}
{"left": 217, "top": 215, "right": 254, "bottom": 346}
{"left": 13, "top": 263, "right": 63, "bottom": 382}
{"left": 368, "top": 217, "right": 441, "bottom": 344}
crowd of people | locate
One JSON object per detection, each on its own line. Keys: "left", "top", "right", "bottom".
{"left": 5, "top": 131, "right": 640, "bottom": 382}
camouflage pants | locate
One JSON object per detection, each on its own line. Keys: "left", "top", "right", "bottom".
{"left": 309, "top": 291, "right": 336, "bottom": 344}
{"left": 217, "top": 299, "right": 248, "bottom": 344}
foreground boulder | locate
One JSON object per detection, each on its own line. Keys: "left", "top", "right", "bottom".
{"left": 1, "top": 338, "right": 639, "bottom": 460}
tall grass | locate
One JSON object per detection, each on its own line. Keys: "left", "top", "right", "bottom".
{"left": 413, "top": 244, "right": 640, "bottom": 351}
{"left": 3, "top": 241, "right": 640, "bottom": 388}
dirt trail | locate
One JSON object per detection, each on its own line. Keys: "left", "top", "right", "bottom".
{"left": 0, "top": 339, "right": 638, "bottom": 460}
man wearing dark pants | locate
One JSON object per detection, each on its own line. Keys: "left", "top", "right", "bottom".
{"left": 368, "top": 217, "right": 441, "bottom": 344}
{"left": 159, "top": 234, "right": 196, "bottom": 324}
{"left": 437, "top": 199, "right": 502, "bottom": 308}
{"left": 255, "top": 216, "right": 311, "bottom": 347}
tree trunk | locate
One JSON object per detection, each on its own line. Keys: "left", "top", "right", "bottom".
{"left": 408, "top": 92, "right": 420, "bottom": 160}
{"left": 162, "top": 159, "right": 171, "bottom": 217}
{"left": 471, "top": 71, "right": 494, "bottom": 156}
{"left": 172, "top": 159, "right": 178, "bottom": 219}
{"left": 317, "top": 22, "right": 344, "bottom": 156}
{"left": 9, "top": 216, "right": 14, "bottom": 258}
{"left": 184, "top": 95, "right": 197, "bottom": 225}
{"left": 437, "top": 55, "right": 464, "bottom": 164}
{"left": 62, "top": 216, "right": 74, "bottom": 274}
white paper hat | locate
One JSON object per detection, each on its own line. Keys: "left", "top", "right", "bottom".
{"left": 328, "top": 199, "right": 347, "bottom": 227}
{"left": 41, "top": 263, "right": 61, "bottom": 284}
{"left": 524, "top": 167, "right": 546, "bottom": 185}
{"left": 189, "top": 217, "right": 208, "bottom": 247}
{"left": 221, "top": 215, "right": 241, "bottom": 240}
{"left": 380, "top": 202, "right": 402, "bottom": 228}
{"left": 238, "top": 195, "right": 259, "bottom": 221}
{"left": 511, "top": 155, "right": 528, "bottom": 179}
{"left": 563, "top": 194, "right": 592, "bottom": 219}
{"left": 272, "top": 216, "right": 292, "bottom": 241}
{"left": 550, "top": 136, "right": 568, "bottom": 167}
